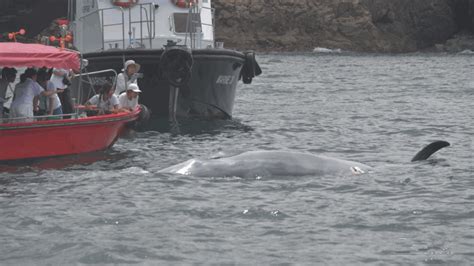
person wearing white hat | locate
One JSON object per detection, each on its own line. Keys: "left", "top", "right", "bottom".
{"left": 115, "top": 59, "right": 141, "bottom": 96}
{"left": 118, "top": 83, "right": 141, "bottom": 111}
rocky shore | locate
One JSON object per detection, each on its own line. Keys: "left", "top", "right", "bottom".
{"left": 214, "top": 0, "right": 474, "bottom": 53}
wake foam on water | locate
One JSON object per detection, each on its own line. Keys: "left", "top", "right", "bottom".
{"left": 119, "top": 167, "right": 150, "bottom": 175}
{"left": 458, "top": 49, "right": 474, "bottom": 55}
{"left": 234, "top": 208, "right": 290, "bottom": 220}
{"left": 313, "top": 47, "right": 343, "bottom": 54}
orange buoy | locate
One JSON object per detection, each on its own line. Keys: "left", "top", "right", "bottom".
{"left": 172, "top": 0, "right": 198, "bottom": 8}
{"left": 112, "top": 0, "right": 139, "bottom": 8}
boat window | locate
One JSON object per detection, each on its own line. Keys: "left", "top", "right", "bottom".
{"left": 173, "top": 13, "right": 202, "bottom": 33}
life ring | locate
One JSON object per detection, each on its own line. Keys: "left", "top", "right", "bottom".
{"left": 171, "top": 0, "right": 198, "bottom": 9}
{"left": 112, "top": 0, "right": 139, "bottom": 8}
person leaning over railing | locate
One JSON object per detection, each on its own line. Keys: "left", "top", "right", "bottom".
{"left": 85, "top": 82, "right": 119, "bottom": 115}
{"left": 118, "top": 83, "right": 141, "bottom": 112}
{"left": 9, "top": 68, "right": 58, "bottom": 122}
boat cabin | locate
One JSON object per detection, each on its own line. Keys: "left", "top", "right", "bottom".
{"left": 68, "top": 0, "right": 215, "bottom": 53}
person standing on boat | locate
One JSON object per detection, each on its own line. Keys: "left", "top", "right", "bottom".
{"left": 50, "top": 68, "right": 74, "bottom": 117}
{"left": 116, "top": 60, "right": 141, "bottom": 96}
{"left": 86, "top": 82, "right": 120, "bottom": 114}
{"left": 37, "top": 69, "right": 64, "bottom": 119}
{"left": 10, "top": 68, "right": 58, "bottom": 122}
{"left": 50, "top": 68, "right": 69, "bottom": 91}
{"left": 0, "top": 67, "right": 17, "bottom": 120}
{"left": 118, "top": 83, "right": 141, "bottom": 111}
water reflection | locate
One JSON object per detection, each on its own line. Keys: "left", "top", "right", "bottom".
{"left": 0, "top": 150, "right": 128, "bottom": 173}
{"left": 143, "top": 117, "right": 254, "bottom": 136}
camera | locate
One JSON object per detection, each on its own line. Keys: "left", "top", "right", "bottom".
{"left": 62, "top": 76, "right": 72, "bottom": 86}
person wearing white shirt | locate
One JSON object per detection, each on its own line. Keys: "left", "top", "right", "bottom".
{"left": 115, "top": 60, "right": 141, "bottom": 95}
{"left": 51, "top": 68, "right": 75, "bottom": 118}
{"left": 10, "top": 68, "right": 57, "bottom": 122}
{"left": 37, "top": 69, "right": 63, "bottom": 119}
{"left": 0, "top": 67, "right": 17, "bottom": 119}
{"left": 47, "top": 81, "right": 63, "bottom": 116}
{"left": 86, "top": 82, "right": 119, "bottom": 114}
{"left": 119, "top": 83, "right": 141, "bottom": 111}
{"left": 49, "top": 68, "right": 69, "bottom": 90}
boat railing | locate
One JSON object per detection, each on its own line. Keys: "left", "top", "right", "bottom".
{"left": 79, "top": 7, "right": 125, "bottom": 51}
{"left": 183, "top": 5, "right": 214, "bottom": 49}
{"left": 184, "top": 5, "right": 199, "bottom": 49}
{"left": 0, "top": 68, "right": 121, "bottom": 124}
{"left": 0, "top": 112, "right": 82, "bottom": 124}
{"left": 129, "top": 3, "right": 156, "bottom": 49}
{"left": 70, "top": 69, "right": 118, "bottom": 106}
{"left": 200, "top": 6, "right": 215, "bottom": 47}
{"left": 77, "top": 3, "right": 156, "bottom": 50}
{"left": 0, "top": 105, "right": 134, "bottom": 124}
{"left": 73, "top": 69, "right": 118, "bottom": 78}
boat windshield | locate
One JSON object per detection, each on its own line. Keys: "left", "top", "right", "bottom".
{"left": 173, "top": 13, "right": 202, "bottom": 33}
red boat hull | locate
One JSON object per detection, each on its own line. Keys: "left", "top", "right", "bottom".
{"left": 0, "top": 109, "right": 140, "bottom": 161}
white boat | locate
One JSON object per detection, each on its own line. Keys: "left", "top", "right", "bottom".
{"left": 66, "top": 0, "right": 262, "bottom": 119}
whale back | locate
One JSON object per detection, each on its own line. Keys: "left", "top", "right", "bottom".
{"left": 158, "top": 141, "right": 449, "bottom": 178}
{"left": 159, "top": 150, "right": 372, "bottom": 178}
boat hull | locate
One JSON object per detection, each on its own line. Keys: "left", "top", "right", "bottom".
{"left": 0, "top": 110, "right": 140, "bottom": 161}
{"left": 83, "top": 49, "right": 246, "bottom": 119}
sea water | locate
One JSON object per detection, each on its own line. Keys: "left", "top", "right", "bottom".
{"left": 0, "top": 53, "right": 472, "bottom": 265}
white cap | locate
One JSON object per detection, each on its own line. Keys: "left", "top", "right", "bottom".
{"left": 122, "top": 60, "right": 141, "bottom": 72}
{"left": 127, "top": 83, "right": 142, "bottom": 93}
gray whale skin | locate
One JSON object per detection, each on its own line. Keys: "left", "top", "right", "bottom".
{"left": 158, "top": 141, "right": 450, "bottom": 178}
{"left": 159, "top": 150, "right": 371, "bottom": 177}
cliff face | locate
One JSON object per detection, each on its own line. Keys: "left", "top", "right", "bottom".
{"left": 214, "top": 0, "right": 474, "bottom": 52}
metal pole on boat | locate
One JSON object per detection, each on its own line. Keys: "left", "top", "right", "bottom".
{"left": 184, "top": 11, "right": 189, "bottom": 46}
{"left": 120, "top": 7, "right": 125, "bottom": 49}
{"left": 139, "top": 4, "right": 143, "bottom": 47}
{"left": 128, "top": 7, "right": 132, "bottom": 48}
{"left": 77, "top": 53, "right": 83, "bottom": 118}
{"left": 149, "top": 4, "right": 154, "bottom": 49}
{"left": 168, "top": 86, "right": 179, "bottom": 122}
{"left": 101, "top": 9, "right": 105, "bottom": 51}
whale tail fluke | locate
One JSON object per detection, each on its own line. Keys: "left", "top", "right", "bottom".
{"left": 411, "top": 141, "right": 450, "bottom": 162}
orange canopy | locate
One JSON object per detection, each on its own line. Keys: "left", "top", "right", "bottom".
{"left": 0, "top": 42, "right": 80, "bottom": 71}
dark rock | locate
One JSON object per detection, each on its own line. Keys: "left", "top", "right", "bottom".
{"left": 214, "top": 0, "right": 471, "bottom": 52}
{"left": 471, "top": 0, "right": 474, "bottom": 30}
{"left": 444, "top": 32, "right": 474, "bottom": 52}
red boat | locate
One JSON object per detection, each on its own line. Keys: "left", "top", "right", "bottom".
{"left": 0, "top": 43, "right": 141, "bottom": 161}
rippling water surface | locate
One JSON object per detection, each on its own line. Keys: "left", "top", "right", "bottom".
{"left": 1, "top": 53, "right": 473, "bottom": 265}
